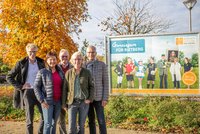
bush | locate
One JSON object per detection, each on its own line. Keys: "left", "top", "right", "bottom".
{"left": 1, "top": 91, "right": 200, "bottom": 132}
{"left": 0, "top": 96, "right": 25, "bottom": 120}
{"left": 0, "top": 64, "right": 10, "bottom": 73}
{"left": 105, "top": 95, "right": 200, "bottom": 132}
{"left": 106, "top": 95, "right": 138, "bottom": 124}
{"left": 0, "top": 96, "right": 42, "bottom": 121}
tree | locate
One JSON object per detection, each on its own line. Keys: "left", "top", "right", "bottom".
{"left": 80, "top": 39, "right": 90, "bottom": 56}
{"left": 0, "top": 0, "right": 89, "bottom": 66}
{"left": 99, "top": 0, "right": 172, "bottom": 35}
{"left": 191, "top": 53, "right": 198, "bottom": 67}
{"left": 178, "top": 51, "right": 184, "bottom": 66}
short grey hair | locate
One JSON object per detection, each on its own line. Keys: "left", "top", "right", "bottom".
{"left": 87, "top": 45, "right": 96, "bottom": 52}
{"left": 70, "top": 51, "right": 83, "bottom": 65}
{"left": 59, "top": 49, "right": 69, "bottom": 58}
{"left": 26, "top": 43, "right": 38, "bottom": 52}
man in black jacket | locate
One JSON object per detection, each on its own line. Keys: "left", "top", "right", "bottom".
{"left": 7, "top": 43, "right": 45, "bottom": 134}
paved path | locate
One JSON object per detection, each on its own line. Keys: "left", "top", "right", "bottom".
{"left": 0, "top": 121, "right": 159, "bottom": 134}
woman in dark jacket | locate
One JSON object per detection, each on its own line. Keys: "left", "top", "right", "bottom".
{"left": 34, "top": 51, "right": 64, "bottom": 134}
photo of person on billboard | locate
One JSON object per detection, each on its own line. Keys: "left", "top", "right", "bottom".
{"left": 168, "top": 50, "right": 178, "bottom": 62}
{"left": 124, "top": 57, "right": 136, "bottom": 88}
{"left": 157, "top": 54, "right": 169, "bottom": 89}
{"left": 170, "top": 57, "right": 182, "bottom": 89}
{"left": 114, "top": 61, "right": 124, "bottom": 88}
{"left": 136, "top": 60, "right": 146, "bottom": 89}
{"left": 146, "top": 57, "right": 157, "bottom": 89}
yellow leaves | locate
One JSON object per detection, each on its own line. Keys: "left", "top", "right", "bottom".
{"left": 0, "top": 0, "right": 87, "bottom": 67}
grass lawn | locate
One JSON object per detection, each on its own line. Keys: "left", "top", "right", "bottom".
{"left": 111, "top": 67, "right": 199, "bottom": 89}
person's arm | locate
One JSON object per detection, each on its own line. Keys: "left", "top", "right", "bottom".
{"left": 190, "top": 63, "right": 193, "bottom": 71}
{"left": 146, "top": 65, "right": 149, "bottom": 74}
{"left": 6, "top": 61, "right": 23, "bottom": 90}
{"left": 85, "top": 71, "right": 94, "bottom": 104}
{"left": 190, "top": 67, "right": 193, "bottom": 71}
{"left": 62, "top": 73, "right": 69, "bottom": 109}
{"left": 179, "top": 63, "right": 182, "bottom": 72}
{"left": 170, "top": 64, "right": 173, "bottom": 74}
{"left": 113, "top": 66, "right": 118, "bottom": 74}
{"left": 34, "top": 70, "right": 45, "bottom": 103}
{"left": 102, "top": 63, "right": 109, "bottom": 106}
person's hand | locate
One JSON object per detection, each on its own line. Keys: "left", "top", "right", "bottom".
{"left": 85, "top": 100, "right": 91, "bottom": 104}
{"left": 41, "top": 102, "right": 49, "bottom": 109}
{"left": 102, "top": 101, "right": 108, "bottom": 107}
{"left": 22, "top": 83, "right": 31, "bottom": 90}
{"left": 62, "top": 105, "right": 68, "bottom": 111}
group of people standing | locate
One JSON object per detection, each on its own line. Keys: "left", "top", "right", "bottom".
{"left": 114, "top": 57, "right": 155, "bottom": 89}
{"left": 6, "top": 43, "right": 109, "bottom": 134}
{"left": 114, "top": 54, "right": 193, "bottom": 89}
{"left": 159, "top": 54, "right": 193, "bottom": 89}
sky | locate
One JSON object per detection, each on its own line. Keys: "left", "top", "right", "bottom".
{"left": 73, "top": 0, "right": 200, "bottom": 54}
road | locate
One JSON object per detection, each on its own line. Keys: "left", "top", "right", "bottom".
{"left": 0, "top": 121, "right": 159, "bottom": 134}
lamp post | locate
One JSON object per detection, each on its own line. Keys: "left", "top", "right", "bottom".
{"left": 182, "top": 0, "right": 197, "bottom": 32}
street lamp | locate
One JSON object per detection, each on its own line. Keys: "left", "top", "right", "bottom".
{"left": 182, "top": 0, "right": 197, "bottom": 32}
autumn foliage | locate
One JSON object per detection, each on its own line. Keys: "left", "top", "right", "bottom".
{"left": 0, "top": 0, "right": 89, "bottom": 67}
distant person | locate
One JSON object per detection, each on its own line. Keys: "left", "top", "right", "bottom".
{"left": 114, "top": 61, "right": 124, "bottom": 88}
{"left": 136, "top": 60, "right": 145, "bottom": 89}
{"left": 6, "top": 43, "right": 45, "bottom": 134}
{"left": 169, "top": 50, "right": 177, "bottom": 62}
{"left": 170, "top": 57, "right": 181, "bottom": 89}
{"left": 184, "top": 57, "right": 193, "bottom": 73}
{"left": 34, "top": 51, "right": 64, "bottom": 134}
{"left": 124, "top": 57, "right": 135, "bottom": 88}
{"left": 147, "top": 57, "right": 157, "bottom": 89}
{"left": 183, "top": 57, "right": 193, "bottom": 89}
{"left": 85, "top": 45, "right": 109, "bottom": 134}
{"left": 157, "top": 54, "right": 168, "bottom": 89}
{"left": 57, "top": 49, "right": 73, "bottom": 134}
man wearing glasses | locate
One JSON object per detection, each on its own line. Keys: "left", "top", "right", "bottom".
{"left": 7, "top": 43, "right": 45, "bottom": 134}
{"left": 57, "top": 49, "right": 73, "bottom": 134}
{"left": 85, "top": 45, "right": 109, "bottom": 134}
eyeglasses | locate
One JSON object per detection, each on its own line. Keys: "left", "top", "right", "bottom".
{"left": 87, "top": 51, "right": 95, "bottom": 54}
{"left": 73, "top": 59, "right": 82, "bottom": 61}
{"left": 28, "top": 51, "right": 37, "bottom": 54}
{"left": 61, "top": 56, "right": 68, "bottom": 58}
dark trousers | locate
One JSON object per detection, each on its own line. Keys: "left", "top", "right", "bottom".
{"left": 173, "top": 74, "right": 180, "bottom": 88}
{"left": 159, "top": 75, "right": 168, "bottom": 89}
{"left": 23, "top": 89, "right": 44, "bottom": 134}
{"left": 88, "top": 101, "right": 107, "bottom": 134}
{"left": 58, "top": 108, "right": 67, "bottom": 134}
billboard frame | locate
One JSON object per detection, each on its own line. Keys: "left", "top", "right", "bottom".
{"left": 105, "top": 32, "right": 200, "bottom": 96}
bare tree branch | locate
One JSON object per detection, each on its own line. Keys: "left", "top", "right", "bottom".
{"left": 99, "top": 0, "right": 173, "bottom": 35}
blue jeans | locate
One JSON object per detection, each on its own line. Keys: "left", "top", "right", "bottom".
{"left": 159, "top": 75, "right": 168, "bottom": 89}
{"left": 68, "top": 100, "right": 89, "bottom": 134}
{"left": 42, "top": 101, "right": 61, "bottom": 134}
{"left": 88, "top": 101, "right": 107, "bottom": 134}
